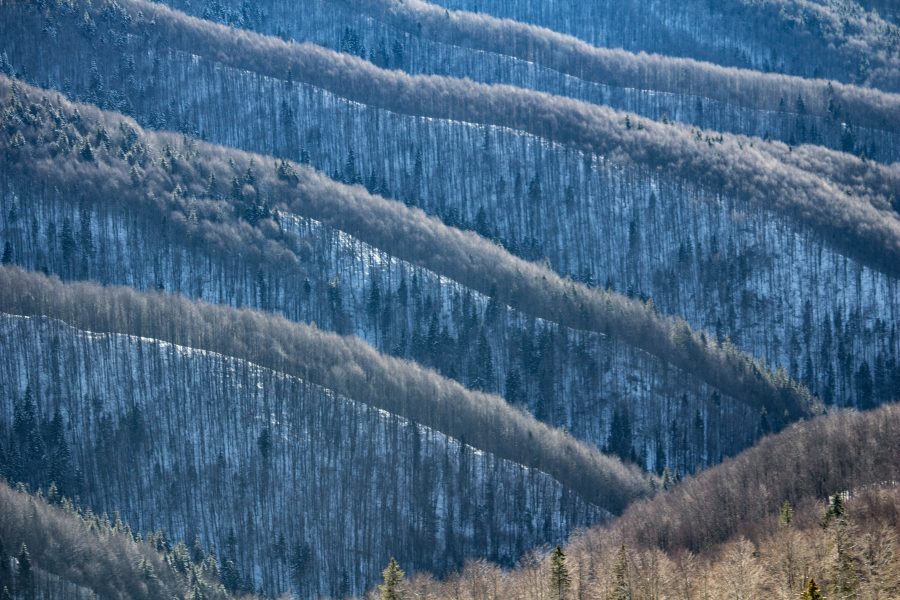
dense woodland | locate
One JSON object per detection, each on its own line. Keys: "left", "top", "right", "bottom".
{"left": 0, "top": 77, "right": 798, "bottom": 472}
{"left": 431, "top": 0, "right": 900, "bottom": 90}
{"left": 0, "top": 0, "right": 898, "bottom": 598}
{"left": 0, "top": 479, "right": 231, "bottom": 599}
{"left": 168, "top": 0, "right": 900, "bottom": 161}
{"left": 2, "top": 0, "right": 898, "bottom": 416}
{"left": 0, "top": 309, "right": 605, "bottom": 595}
{"left": 357, "top": 404, "right": 900, "bottom": 599}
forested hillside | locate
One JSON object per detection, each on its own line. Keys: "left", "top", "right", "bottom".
{"left": 167, "top": 0, "right": 900, "bottom": 162}
{"left": 367, "top": 404, "right": 900, "bottom": 599}
{"left": 3, "top": 0, "right": 899, "bottom": 416}
{"left": 0, "top": 479, "right": 231, "bottom": 599}
{"left": 0, "top": 76, "right": 796, "bottom": 474}
{"left": 429, "top": 0, "right": 900, "bottom": 90}
{"left": 0, "top": 266, "right": 637, "bottom": 595}
{"left": 1, "top": 0, "right": 898, "bottom": 598}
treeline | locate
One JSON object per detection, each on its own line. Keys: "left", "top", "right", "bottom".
{"left": 0, "top": 265, "right": 650, "bottom": 514}
{"left": 0, "top": 480, "right": 232, "bottom": 599}
{"left": 346, "top": 0, "right": 900, "bottom": 132}
{"left": 362, "top": 403, "right": 900, "bottom": 599}
{"left": 0, "top": 75, "right": 813, "bottom": 423}
{"left": 16, "top": 0, "right": 900, "bottom": 282}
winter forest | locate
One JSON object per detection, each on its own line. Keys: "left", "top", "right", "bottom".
{"left": 0, "top": 0, "right": 899, "bottom": 598}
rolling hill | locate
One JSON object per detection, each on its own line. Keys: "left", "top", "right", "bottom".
{"left": 1, "top": 0, "right": 898, "bottom": 598}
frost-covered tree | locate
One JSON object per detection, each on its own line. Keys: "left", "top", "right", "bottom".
{"left": 379, "top": 558, "right": 404, "bottom": 600}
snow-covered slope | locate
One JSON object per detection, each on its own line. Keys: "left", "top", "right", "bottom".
{"left": 425, "top": 0, "right": 900, "bottom": 90}
{"left": 0, "top": 0, "right": 897, "bottom": 596}
{"left": 0, "top": 313, "right": 602, "bottom": 596}
{"left": 160, "top": 0, "right": 900, "bottom": 162}
{"left": 1, "top": 7, "right": 895, "bottom": 411}
{"left": 0, "top": 179, "right": 758, "bottom": 475}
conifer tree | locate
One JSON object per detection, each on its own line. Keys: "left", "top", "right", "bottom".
{"left": 780, "top": 501, "right": 794, "bottom": 526}
{"left": 609, "top": 544, "right": 631, "bottom": 600}
{"left": 549, "top": 545, "right": 570, "bottom": 600}
{"left": 256, "top": 428, "right": 271, "bottom": 462}
{"left": 379, "top": 558, "right": 404, "bottom": 600}
{"left": 824, "top": 493, "right": 846, "bottom": 526}
{"left": 0, "top": 536, "right": 8, "bottom": 595}
{"left": 801, "top": 578, "right": 823, "bottom": 600}
{"left": 829, "top": 517, "right": 859, "bottom": 600}
{"left": 288, "top": 542, "right": 311, "bottom": 595}
{"left": 17, "top": 544, "right": 32, "bottom": 599}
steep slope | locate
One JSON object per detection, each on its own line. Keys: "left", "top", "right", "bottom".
{"left": 429, "top": 0, "right": 900, "bottom": 90}
{"left": 0, "top": 267, "right": 642, "bottom": 595}
{"left": 0, "top": 267, "right": 646, "bottom": 513}
{"left": 0, "top": 480, "right": 231, "bottom": 600}
{"left": 5, "top": 2, "right": 898, "bottom": 414}
{"left": 0, "top": 76, "right": 802, "bottom": 474}
{"left": 610, "top": 403, "right": 900, "bottom": 552}
{"left": 391, "top": 485, "right": 900, "bottom": 599}
{"left": 372, "top": 402, "right": 900, "bottom": 598}
{"left": 0, "top": 313, "right": 599, "bottom": 596}
{"left": 164, "top": 0, "right": 900, "bottom": 162}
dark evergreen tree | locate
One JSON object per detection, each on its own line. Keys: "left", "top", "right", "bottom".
{"left": 856, "top": 360, "right": 874, "bottom": 409}
{"left": 0, "top": 536, "right": 8, "bottom": 595}
{"left": 472, "top": 330, "right": 495, "bottom": 391}
{"left": 367, "top": 272, "right": 382, "bottom": 326}
{"left": 46, "top": 408, "right": 73, "bottom": 496}
{"left": 17, "top": 544, "right": 32, "bottom": 600}
{"left": 60, "top": 218, "right": 76, "bottom": 272}
{"left": 290, "top": 542, "right": 311, "bottom": 594}
{"left": 12, "top": 387, "right": 45, "bottom": 487}
{"left": 606, "top": 406, "right": 633, "bottom": 463}
{"left": 824, "top": 493, "right": 846, "bottom": 526}
{"left": 257, "top": 428, "right": 271, "bottom": 462}
{"left": 343, "top": 149, "right": 359, "bottom": 185}
{"left": 504, "top": 369, "right": 525, "bottom": 407}
{"left": 548, "top": 545, "right": 570, "bottom": 600}
{"left": 220, "top": 558, "right": 241, "bottom": 593}
{"left": 654, "top": 435, "right": 666, "bottom": 475}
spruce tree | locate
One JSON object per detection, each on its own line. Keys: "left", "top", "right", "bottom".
{"left": 609, "top": 544, "right": 631, "bottom": 600}
{"left": 256, "top": 428, "right": 271, "bottom": 462}
{"left": 780, "top": 501, "right": 794, "bottom": 526}
{"left": 824, "top": 493, "right": 846, "bottom": 525}
{"left": 290, "top": 542, "right": 310, "bottom": 593}
{"left": 829, "top": 517, "right": 858, "bottom": 600}
{"left": 801, "top": 578, "right": 823, "bottom": 600}
{"left": 549, "top": 545, "right": 570, "bottom": 600}
{"left": 379, "top": 558, "right": 404, "bottom": 600}
{"left": 0, "top": 536, "right": 8, "bottom": 595}
{"left": 17, "top": 544, "right": 32, "bottom": 599}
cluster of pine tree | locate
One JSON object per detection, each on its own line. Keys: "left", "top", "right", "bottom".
{"left": 0, "top": 388, "right": 77, "bottom": 500}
